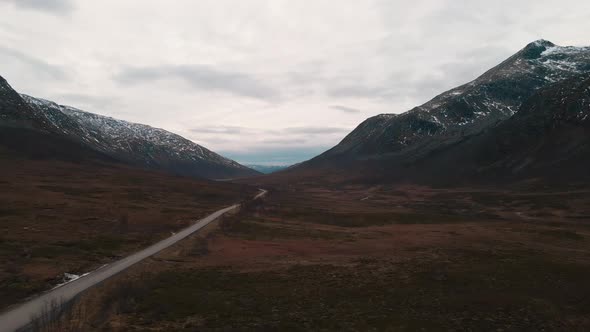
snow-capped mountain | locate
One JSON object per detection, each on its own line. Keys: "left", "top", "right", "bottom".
{"left": 471, "top": 72, "right": 590, "bottom": 174}
{"left": 320, "top": 40, "right": 590, "bottom": 159}
{"left": 0, "top": 76, "right": 258, "bottom": 179}
{"left": 407, "top": 72, "right": 590, "bottom": 184}
{"left": 275, "top": 40, "right": 590, "bottom": 185}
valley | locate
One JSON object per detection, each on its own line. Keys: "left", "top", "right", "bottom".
{"left": 1, "top": 35, "right": 590, "bottom": 331}
{"left": 40, "top": 183, "right": 590, "bottom": 331}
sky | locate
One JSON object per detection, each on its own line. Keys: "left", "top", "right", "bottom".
{"left": 1, "top": 1, "right": 589, "bottom": 165}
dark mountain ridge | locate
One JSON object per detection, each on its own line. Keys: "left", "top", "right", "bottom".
{"left": 275, "top": 40, "right": 590, "bottom": 185}
{"left": 0, "top": 76, "right": 258, "bottom": 179}
{"left": 443, "top": 73, "right": 590, "bottom": 182}
{"left": 323, "top": 40, "right": 590, "bottom": 160}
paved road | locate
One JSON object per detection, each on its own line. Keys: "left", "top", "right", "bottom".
{"left": 0, "top": 189, "right": 267, "bottom": 332}
{"left": 253, "top": 188, "right": 267, "bottom": 200}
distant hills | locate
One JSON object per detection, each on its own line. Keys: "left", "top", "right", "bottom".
{"left": 246, "top": 164, "right": 289, "bottom": 174}
{"left": 273, "top": 40, "right": 590, "bottom": 185}
{"left": 0, "top": 76, "right": 258, "bottom": 179}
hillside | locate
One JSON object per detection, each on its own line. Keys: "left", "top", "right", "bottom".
{"left": 0, "top": 76, "right": 258, "bottom": 179}
{"left": 271, "top": 40, "right": 590, "bottom": 186}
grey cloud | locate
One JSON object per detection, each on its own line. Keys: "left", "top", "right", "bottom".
{"left": 1, "top": 0, "right": 74, "bottom": 15}
{"left": 193, "top": 137, "right": 233, "bottom": 144}
{"left": 285, "top": 50, "right": 476, "bottom": 104}
{"left": 189, "top": 126, "right": 248, "bottom": 135}
{"left": 327, "top": 84, "right": 388, "bottom": 99}
{"left": 189, "top": 125, "right": 349, "bottom": 137}
{"left": 185, "top": 125, "right": 350, "bottom": 163}
{"left": 286, "top": 60, "right": 330, "bottom": 85}
{"left": 284, "top": 127, "right": 351, "bottom": 135}
{"left": 58, "top": 93, "right": 120, "bottom": 111}
{"left": 263, "top": 138, "right": 308, "bottom": 144}
{"left": 0, "top": 45, "right": 67, "bottom": 80}
{"left": 331, "top": 105, "right": 361, "bottom": 114}
{"left": 115, "top": 65, "right": 279, "bottom": 100}
{"left": 325, "top": 44, "right": 513, "bottom": 105}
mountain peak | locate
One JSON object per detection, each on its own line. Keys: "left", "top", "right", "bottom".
{"left": 520, "top": 39, "right": 556, "bottom": 59}
{"left": 311, "top": 36, "right": 590, "bottom": 164}
{"left": 530, "top": 39, "right": 556, "bottom": 47}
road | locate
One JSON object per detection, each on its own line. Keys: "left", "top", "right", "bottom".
{"left": 0, "top": 189, "right": 267, "bottom": 332}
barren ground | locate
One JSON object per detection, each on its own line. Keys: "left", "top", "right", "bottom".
{"left": 49, "top": 183, "right": 590, "bottom": 331}
{"left": 0, "top": 156, "right": 254, "bottom": 311}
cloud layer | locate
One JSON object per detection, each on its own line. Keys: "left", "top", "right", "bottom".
{"left": 1, "top": 0, "right": 589, "bottom": 164}
{"left": 0, "top": 0, "right": 74, "bottom": 15}
{"left": 115, "top": 65, "right": 279, "bottom": 100}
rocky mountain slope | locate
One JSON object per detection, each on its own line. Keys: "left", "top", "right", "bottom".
{"left": 0, "top": 76, "right": 258, "bottom": 179}
{"left": 320, "top": 40, "right": 590, "bottom": 161}
{"left": 278, "top": 40, "right": 590, "bottom": 185}
{"left": 439, "top": 73, "right": 590, "bottom": 183}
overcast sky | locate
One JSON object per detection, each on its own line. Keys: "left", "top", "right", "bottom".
{"left": 1, "top": 1, "right": 589, "bottom": 165}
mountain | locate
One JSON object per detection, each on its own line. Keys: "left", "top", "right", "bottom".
{"left": 246, "top": 164, "right": 289, "bottom": 174}
{"left": 277, "top": 40, "right": 590, "bottom": 185}
{"left": 321, "top": 40, "right": 590, "bottom": 160}
{"left": 434, "top": 73, "right": 590, "bottom": 183}
{"left": 0, "top": 76, "right": 113, "bottom": 162}
{"left": 0, "top": 76, "right": 258, "bottom": 179}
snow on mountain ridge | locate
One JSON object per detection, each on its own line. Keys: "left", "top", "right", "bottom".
{"left": 20, "top": 94, "right": 248, "bottom": 170}
{"left": 324, "top": 40, "right": 590, "bottom": 157}
{"left": 410, "top": 41, "right": 588, "bottom": 125}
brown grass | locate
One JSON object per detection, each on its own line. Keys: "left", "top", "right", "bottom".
{"left": 0, "top": 156, "right": 255, "bottom": 310}
{"left": 41, "top": 183, "right": 590, "bottom": 331}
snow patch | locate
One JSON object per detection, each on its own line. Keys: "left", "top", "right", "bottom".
{"left": 52, "top": 272, "right": 91, "bottom": 290}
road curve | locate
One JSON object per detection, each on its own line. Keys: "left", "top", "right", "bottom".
{"left": 0, "top": 189, "right": 267, "bottom": 332}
